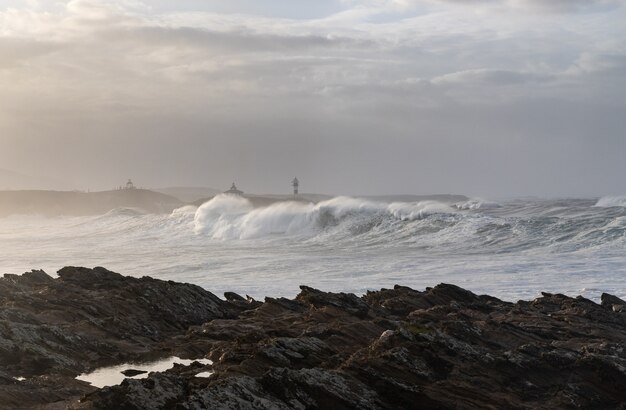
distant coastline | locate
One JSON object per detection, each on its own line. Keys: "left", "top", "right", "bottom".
{"left": 0, "top": 189, "right": 469, "bottom": 217}
{"left": 0, "top": 189, "right": 183, "bottom": 217}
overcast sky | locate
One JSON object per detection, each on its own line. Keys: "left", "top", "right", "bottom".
{"left": 0, "top": 0, "right": 625, "bottom": 197}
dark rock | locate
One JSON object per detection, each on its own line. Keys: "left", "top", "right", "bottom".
{"left": 0, "top": 267, "right": 233, "bottom": 409}
{"left": 76, "top": 279, "right": 626, "bottom": 409}
{"left": 80, "top": 373, "right": 187, "bottom": 410}
{"left": 16, "top": 269, "right": 54, "bottom": 285}
{"left": 261, "top": 367, "right": 384, "bottom": 409}
{"left": 2, "top": 267, "right": 626, "bottom": 409}
{"left": 297, "top": 286, "right": 370, "bottom": 318}
{"left": 120, "top": 369, "right": 147, "bottom": 377}
{"left": 601, "top": 292, "right": 626, "bottom": 308}
{"left": 224, "top": 292, "right": 246, "bottom": 302}
{"left": 264, "top": 297, "right": 306, "bottom": 313}
{"left": 184, "top": 375, "right": 292, "bottom": 410}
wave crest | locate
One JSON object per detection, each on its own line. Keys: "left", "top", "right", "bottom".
{"left": 595, "top": 196, "right": 626, "bottom": 208}
{"left": 454, "top": 198, "right": 501, "bottom": 210}
{"left": 102, "top": 207, "right": 148, "bottom": 217}
{"left": 193, "top": 195, "right": 454, "bottom": 239}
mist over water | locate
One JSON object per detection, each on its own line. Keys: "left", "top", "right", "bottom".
{"left": 2, "top": 194, "right": 626, "bottom": 302}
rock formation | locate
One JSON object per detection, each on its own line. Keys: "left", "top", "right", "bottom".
{"left": 1, "top": 267, "right": 625, "bottom": 409}
{"left": 0, "top": 267, "right": 233, "bottom": 409}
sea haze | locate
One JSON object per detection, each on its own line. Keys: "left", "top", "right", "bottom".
{"left": 1, "top": 194, "right": 625, "bottom": 302}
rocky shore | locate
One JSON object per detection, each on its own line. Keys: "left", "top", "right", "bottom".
{"left": 1, "top": 267, "right": 625, "bottom": 409}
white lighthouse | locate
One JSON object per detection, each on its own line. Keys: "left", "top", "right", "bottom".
{"left": 292, "top": 177, "right": 299, "bottom": 196}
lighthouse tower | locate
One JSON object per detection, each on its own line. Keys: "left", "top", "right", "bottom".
{"left": 292, "top": 177, "right": 299, "bottom": 196}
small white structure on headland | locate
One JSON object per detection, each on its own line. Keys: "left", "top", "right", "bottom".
{"left": 292, "top": 177, "right": 299, "bottom": 196}
{"left": 125, "top": 179, "right": 136, "bottom": 190}
{"left": 224, "top": 182, "right": 243, "bottom": 196}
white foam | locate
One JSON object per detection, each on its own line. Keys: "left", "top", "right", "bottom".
{"left": 455, "top": 198, "right": 501, "bottom": 210}
{"left": 2, "top": 196, "right": 626, "bottom": 305}
{"left": 194, "top": 194, "right": 255, "bottom": 238}
{"left": 193, "top": 194, "right": 454, "bottom": 239}
{"left": 387, "top": 201, "right": 453, "bottom": 220}
{"left": 171, "top": 205, "right": 198, "bottom": 217}
{"left": 595, "top": 196, "right": 626, "bottom": 208}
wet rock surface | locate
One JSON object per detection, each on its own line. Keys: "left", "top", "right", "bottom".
{"left": 0, "top": 267, "right": 235, "bottom": 409}
{"left": 1, "top": 268, "right": 626, "bottom": 409}
{"left": 121, "top": 369, "right": 147, "bottom": 377}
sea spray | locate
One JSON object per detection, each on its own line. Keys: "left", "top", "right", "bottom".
{"left": 194, "top": 194, "right": 254, "bottom": 238}
{"left": 387, "top": 200, "right": 454, "bottom": 220}
{"left": 454, "top": 198, "right": 502, "bottom": 210}
{"left": 595, "top": 196, "right": 626, "bottom": 208}
{"left": 193, "top": 195, "right": 456, "bottom": 239}
{"left": 2, "top": 196, "right": 626, "bottom": 303}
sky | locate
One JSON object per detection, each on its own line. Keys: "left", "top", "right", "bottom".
{"left": 0, "top": 0, "right": 625, "bottom": 197}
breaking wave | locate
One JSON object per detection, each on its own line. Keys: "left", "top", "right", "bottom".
{"left": 102, "top": 207, "right": 148, "bottom": 218}
{"left": 454, "top": 198, "right": 502, "bottom": 210}
{"left": 3, "top": 194, "right": 626, "bottom": 302}
{"left": 188, "top": 195, "right": 626, "bottom": 253}
{"left": 595, "top": 196, "right": 626, "bottom": 208}
{"left": 13, "top": 194, "right": 622, "bottom": 256}
{"left": 193, "top": 195, "right": 454, "bottom": 240}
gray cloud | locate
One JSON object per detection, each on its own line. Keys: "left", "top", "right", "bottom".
{"left": 0, "top": 0, "right": 625, "bottom": 197}
{"left": 431, "top": 69, "right": 552, "bottom": 85}
{"left": 428, "top": 0, "right": 625, "bottom": 13}
{"left": 513, "top": 0, "right": 625, "bottom": 13}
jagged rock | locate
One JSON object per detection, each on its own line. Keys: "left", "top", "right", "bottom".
{"left": 121, "top": 369, "right": 147, "bottom": 377}
{"left": 297, "top": 286, "right": 370, "bottom": 318}
{"left": 79, "top": 373, "right": 187, "bottom": 410}
{"left": 75, "top": 281, "right": 626, "bottom": 409}
{"left": 1, "top": 267, "right": 626, "bottom": 409}
{"left": 224, "top": 292, "right": 246, "bottom": 302}
{"left": 601, "top": 292, "right": 626, "bottom": 308}
{"left": 0, "top": 267, "right": 232, "bottom": 409}
{"left": 261, "top": 367, "right": 384, "bottom": 409}
{"left": 185, "top": 376, "right": 294, "bottom": 410}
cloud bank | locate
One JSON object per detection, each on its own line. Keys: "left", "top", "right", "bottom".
{"left": 0, "top": 0, "right": 624, "bottom": 196}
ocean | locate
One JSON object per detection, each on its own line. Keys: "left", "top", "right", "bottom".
{"left": 2, "top": 194, "right": 626, "bottom": 302}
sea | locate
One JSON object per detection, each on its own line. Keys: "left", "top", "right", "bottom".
{"left": 2, "top": 194, "right": 626, "bottom": 302}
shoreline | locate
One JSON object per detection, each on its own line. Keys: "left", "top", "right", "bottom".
{"left": 0, "top": 188, "right": 470, "bottom": 218}
{"left": 0, "top": 189, "right": 184, "bottom": 217}
{"left": 0, "top": 267, "right": 625, "bottom": 409}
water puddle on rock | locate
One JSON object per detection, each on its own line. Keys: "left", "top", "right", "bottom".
{"left": 76, "top": 356, "right": 213, "bottom": 388}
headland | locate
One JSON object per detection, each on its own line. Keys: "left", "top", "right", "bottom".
{"left": 0, "top": 189, "right": 184, "bottom": 217}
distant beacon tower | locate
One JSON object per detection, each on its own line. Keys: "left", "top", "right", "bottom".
{"left": 292, "top": 177, "right": 299, "bottom": 196}
{"left": 224, "top": 182, "right": 244, "bottom": 196}
{"left": 125, "top": 179, "right": 135, "bottom": 190}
